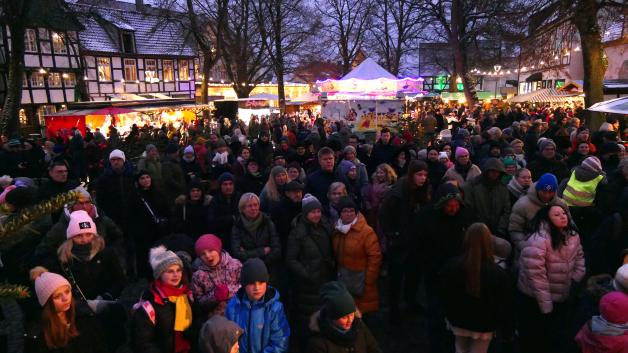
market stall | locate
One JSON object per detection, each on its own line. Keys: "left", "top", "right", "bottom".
{"left": 508, "top": 88, "right": 584, "bottom": 105}
{"left": 588, "top": 96, "right": 628, "bottom": 115}
{"left": 316, "top": 58, "right": 425, "bottom": 131}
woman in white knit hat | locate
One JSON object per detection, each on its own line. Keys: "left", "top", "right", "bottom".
{"left": 49, "top": 209, "right": 127, "bottom": 352}
{"left": 28, "top": 267, "right": 106, "bottom": 353}
{"left": 131, "top": 246, "right": 194, "bottom": 353}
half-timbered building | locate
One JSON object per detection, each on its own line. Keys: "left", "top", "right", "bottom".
{"left": 70, "top": 0, "right": 201, "bottom": 102}
{"left": 0, "top": 0, "right": 84, "bottom": 133}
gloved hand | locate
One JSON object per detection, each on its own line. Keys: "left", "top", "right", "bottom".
{"left": 214, "top": 284, "right": 229, "bottom": 302}
{"left": 87, "top": 299, "right": 110, "bottom": 314}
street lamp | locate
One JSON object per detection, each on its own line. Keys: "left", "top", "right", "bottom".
{"left": 493, "top": 65, "right": 501, "bottom": 99}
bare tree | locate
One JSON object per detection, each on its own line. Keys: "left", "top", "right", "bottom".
{"left": 315, "top": 0, "right": 374, "bottom": 75}
{"left": 368, "top": 0, "right": 423, "bottom": 75}
{"left": 419, "top": 0, "right": 536, "bottom": 104}
{"left": 251, "top": 0, "right": 319, "bottom": 111}
{"left": 0, "top": 0, "right": 32, "bottom": 137}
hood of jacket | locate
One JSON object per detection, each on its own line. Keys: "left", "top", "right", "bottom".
{"left": 201, "top": 315, "right": 243, "bottom": 353}
{"left": 573, "top": 166, "right": 604, "bottom": 182}
{"left": 527, "top": 182, "right": 562, "bottom": 207}
{"left": 308, "top": 309, "right": 363, "bottom": 346}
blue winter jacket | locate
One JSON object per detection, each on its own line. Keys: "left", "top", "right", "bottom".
{"left": 225, "top": 286, "right": 290, "bottom": 353}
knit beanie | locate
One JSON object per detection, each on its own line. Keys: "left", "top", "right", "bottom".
{"left": 284, "top": 180, "right": 304, "bottom": 192}
{"left": 599, "top": 291, "right": 628, "bottom": 324}
{"left": 343, "top": 145, "right": 356, "bottom": 156}
{"left": 73, "top": 185, "right": 91, "bottom": 201}
{"left": 613, "top": 264, "right": 628, "bottom": 293}
{"left": 535, "top": 173, "right": 558, "bottom": 192}
{"left": 149, "top": 245, "right": 183, "bottom": 279}
{"left": 482, "top": 158, "right": 505, "bottom": 173}
{"left": 334, "top": 196, "right": 357, "bottom": 213}
{"left": 31, "top": 268, "right": 71, "bottom": 306}
{"left": 146, "top": 144, "right": 157, "bottom": 153}
{"left": 240, "top": 258, "right": 269, "bottom": 286}
{"left": 0, "top": 185, "right": 16, "bottom": 205}
{"left": 339, "top": 160, "right": 356, "bottom": 176}
{"left": 188, "top": 178, "right": 203, "bottom": 192}
{"left": 270, "top": 166, "right": 287, "bottom": 178}
{"left": 580, "top": 156, "right": 603, "bottom": 174}
{"left": 195, "top": 234, "right": 222, "bottom": 257}
{"left": 320, "top": 281, "right": 356, "bottom": 320}
{"left": 4, "top": 187, "right": 33, "bottom": 209}
{"left": 455, "top": 147, "right": 469, "bottom": 158}
{"left": 434, "top": 183, "right": 463, "bottom": 210}
{"left": 66, "top": 210, "right": 96, "bottom": 239}
{"left": 302, "top": 193, "right": 322, "bottom": 215}
{"left": 109, "top": 149, "right": 126, "bottom": 161}
{"left": 502, "top": 157, "right": 517, "bottom": 168}
{"left": 165, "top": 143, "right": 179, "bottom": 154}
{"left": 183, "top": 145, "right": 194, "bottom": 155}
{"left": 538, "top": 138, "right": 557, "bottom": 151}
{"left": 439, "top": 151, "right": 449, "bottom": 160}
{"left": 217, "top": 172, "right": 235, "bottom": 185}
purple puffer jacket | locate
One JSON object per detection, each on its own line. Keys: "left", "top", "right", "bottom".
{"left": 191, "top": 251, "right": 242, "bottom": 316}
{"left": 517, "top": 223, "right": 586, "bottom": 314}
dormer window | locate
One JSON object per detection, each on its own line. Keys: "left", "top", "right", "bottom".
{"left": 121, "top": 31, "right": 136, "bottom": 53}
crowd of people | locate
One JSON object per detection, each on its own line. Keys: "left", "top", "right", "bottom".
{"left": 0, "top": 104, "right": 627, "bottom": 353}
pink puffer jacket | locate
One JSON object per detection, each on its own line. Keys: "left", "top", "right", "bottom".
{"left": 517, "top": 224, "right": 585, "bottom": 314}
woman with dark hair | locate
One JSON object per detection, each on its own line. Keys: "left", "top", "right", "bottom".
{"left": 390, "top": 148, "right": 410, "bottom": 178}
{"left": 171, "top": 180, "right": 211, "bottom": 240}
{"left": 380, "top": 160, "right": 432, "bottom": 322}
{"left": 440, "top": 223, "right": 513, "bottom": 353}
{"left": 132, "top": 170, "right": 171, "bottom": 279}
{"left": 517, "top": 204, "right": 585, "bottom": 353}
{"left": 28, "top": 268, "right": 106, "bottom": 353}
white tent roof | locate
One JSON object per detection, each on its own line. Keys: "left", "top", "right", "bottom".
{"left": 588, "top": 96, "right": 628, "bottom": 115}
{"left": 509, "top": 88, "right": 581, "bottom": 103}
{"left": 340, "top": 58, "right": 397, "bottom": 81}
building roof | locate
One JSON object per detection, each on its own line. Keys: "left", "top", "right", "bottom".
{"left": 21, "top": 0, "right": 84, "bottom": 32}
{"left": 340, "top": 58, "right": 397, "bottom": 81}
{"left": 69, "top": 2, "right": 197, "bottom": 56}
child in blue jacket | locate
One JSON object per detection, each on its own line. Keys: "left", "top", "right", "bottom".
{"left": 225, "top": 258, "right": 290, "bottom": 353}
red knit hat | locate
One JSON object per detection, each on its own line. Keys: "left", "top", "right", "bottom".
{"left": 195, "top": 234, "right": 222, "bottom": 256}
{"left": 599, "top": 291, "right": 628, "bottom": 324}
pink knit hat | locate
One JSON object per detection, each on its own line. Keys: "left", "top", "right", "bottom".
{"left": 599, "top": 291, "right": 628, "bottom": 324}
{"left": 34, "top": 271, "right": 71, "bottom": 306}
{"left": 66, "top": 210, "right": 96, "bottom": 239}
{"left": 455, "top": 147, "right": 469, "bottom": 158}
{"left": 0, "top": 185, "right": 17, "bottom": 204}
{"left": 195, "top": 234, "right": 222, "bottom": 256}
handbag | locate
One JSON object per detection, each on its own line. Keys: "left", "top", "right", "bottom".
{"left": 335, "top": 234, "right": 366, "bottom": 297}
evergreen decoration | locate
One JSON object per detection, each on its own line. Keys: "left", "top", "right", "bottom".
{"left": 0, "top": 190, "right": 79, "bottom": 240}
{"left": 0, "top": 284, "right": 30, "bottom": 299}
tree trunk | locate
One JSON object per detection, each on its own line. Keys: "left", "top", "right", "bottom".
{"left": 272, "top": 0, "right": 286, "bottom": 113}
{"left": 201, "top": 54, "right": 212, "bottom": 119}
{"left": 449, "top": 0, "right": 475, "bottom": 105}
{"left": 0, "top": 0, "right": 30, "bottom": 137}
{"left": 572, "top": 0, "right": 606, "bottom": 130}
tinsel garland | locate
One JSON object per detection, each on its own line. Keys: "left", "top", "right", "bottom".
{"left": 0, "top": 284, "right": 30, "bottom": 299}
{"left": 0, "top": 190, "right": 80, "bottom": 300}
{"left": 0, "top": 190, "right": 79, "bottom": 239}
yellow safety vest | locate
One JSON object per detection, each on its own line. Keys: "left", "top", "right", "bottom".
{"left": 562, "top": 171, "right": 604, "bottom": 207}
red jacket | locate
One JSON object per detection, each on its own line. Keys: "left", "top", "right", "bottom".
{"left": 575, "top": 321, "right": 628, "bottom": 353}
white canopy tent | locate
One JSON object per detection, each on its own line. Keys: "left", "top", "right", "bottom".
{"left": 340, "top": 58, "right": 398, "bottom": 80}
{"left": 588, "top": 96, "right": 628, "bottom": 115}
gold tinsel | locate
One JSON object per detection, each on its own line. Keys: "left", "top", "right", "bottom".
{"left": 0, "top": 190, "right": 80, "bottom": 240}
{"left": 0, "top": 284, "right": 30, "bottom": 299}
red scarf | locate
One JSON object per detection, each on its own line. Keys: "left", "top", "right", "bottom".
{"left": 152, "top": 280, "right": 191, "bottom": 353}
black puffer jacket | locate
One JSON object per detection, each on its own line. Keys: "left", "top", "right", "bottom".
{"left": 130, "top": 285, "right": 195, "bottom": 353}
{"left": 270, "top": 197, "right": 302, "bottom": 258}
{"left": 285, "top": 215, "right": 335, "bottom": 325}
{"left": 95, "top": 163, "right": 136, "bottom": 230}
{"left": 207, "top": 192, "right": 241, "bottom": 250}
{"left": 306, "top": 310, "right": 381, "bottom": 353}
{"left": 50, "top": 248, "right": 126, "bottom": 300}
{"left": 230, "top": 214, "right": 282, "bottom": 274}
{"left": 528, "top": 155, "right": 569, "bottom": 182}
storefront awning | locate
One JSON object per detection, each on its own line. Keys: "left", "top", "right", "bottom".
{"left": 525, "top": 72, "right": 543, "bottom": 82}
{"left": 509, "top": 88, "right": 582, "bottom": 103}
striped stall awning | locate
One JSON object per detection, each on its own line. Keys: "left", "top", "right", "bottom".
{"left": 509, "top": 88, "right": 582, "bottom": 103}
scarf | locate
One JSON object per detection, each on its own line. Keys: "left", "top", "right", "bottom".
{"left": 335, "top": 216, "right": 357, "bottom": 234}
{"left": 241, "top": 215, "right": 263, "bottom": 234}
{"left": 507, "top": 177, "right": 527, "bottom": 199}
{"left": 153, "top": 280, "right": 192, "bottom": 332}
{"left": 72, "top": 243, "right": 92, "bottom": 261}
{"left": 454, "top": 161, "right": 472, "bottom": 179}
{"left": 591, "top": 315, "right": 628, "bottom": 336}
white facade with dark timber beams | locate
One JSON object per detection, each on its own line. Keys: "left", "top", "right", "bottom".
{"left": 70, "top": 1, "right": 200, "bottom": 101}
{"left": 0, "top": 0, "right": 84, "bottom": 132}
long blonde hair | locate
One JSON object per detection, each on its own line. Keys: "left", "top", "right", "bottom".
{"left": 372, "top": 163, "right": 397, "bottom": 185}
{"left": 57, "top": 235, "right": 105, "bottom": 264}
{"left": 264, "top": 167, "right": 289, "bottom": 202}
